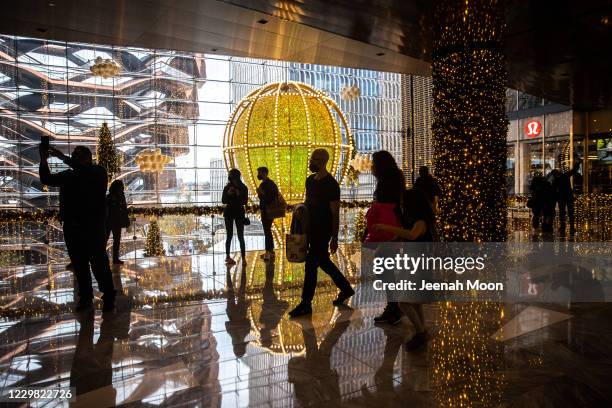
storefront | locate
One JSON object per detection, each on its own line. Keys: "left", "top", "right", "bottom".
{"left": 507, "top": 109, "right": 611, "bottom": 194}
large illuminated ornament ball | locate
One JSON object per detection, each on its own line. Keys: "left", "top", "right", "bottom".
{"left": 223, "top": 81, "right": 354, "bottom": 205}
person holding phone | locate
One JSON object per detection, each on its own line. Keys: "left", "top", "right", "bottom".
{"left": 39, "top": 142, "right": 115, "bottom": 312}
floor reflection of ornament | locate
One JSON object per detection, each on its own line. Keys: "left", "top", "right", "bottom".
{"left": 242, "top": 248, "right": 356, "bottom": 354}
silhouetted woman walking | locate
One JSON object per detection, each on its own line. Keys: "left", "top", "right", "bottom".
{"left": 373, "top": 187, "right": 436, "bottom": 351}
{"left": 106, "top": 180, "right": 130, "bottom": 265}
{"left": 365, "top": 151, "right": 405, "bottom": 325}
{"left": 222, "top": 169, "right": 249, "bottom": 265}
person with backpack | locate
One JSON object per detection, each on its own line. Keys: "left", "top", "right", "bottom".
{"left": 256, "top": 166, "right": 280, "bottom": 261}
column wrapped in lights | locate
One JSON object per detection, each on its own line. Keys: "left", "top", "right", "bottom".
{"left": 432, "top": 0, "right": 509, "bottom": 242}
{"left": 431, "top": 1, "right": 507, "bottom": 406}
{"left": 223, "top": 81, "right": 354, "bottom": 243}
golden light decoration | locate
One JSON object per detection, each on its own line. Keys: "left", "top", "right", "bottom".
{"left": 340, "top": 84, "right": 361, "bottom": 101}
{"left": 224, "top": 81, "right": 354, "bottom": 242}
{"left": 224, "top": 81, "right": 354, "bottom": 203}
{"left": 135, "top": 148, "right": 172, "bottom": 173}
{"left": 349, "top": 153, "right": 372, "bottom": 172}
{"left": 90, "top": 56, "right": 121, "bottom": 78}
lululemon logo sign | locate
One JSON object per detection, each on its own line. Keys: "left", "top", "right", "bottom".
{"left": 524, "top": 120, "right": 542, "bottom": 138}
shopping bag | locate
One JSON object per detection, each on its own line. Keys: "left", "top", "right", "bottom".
{"left": 265, "top": 193, "right": 287, "bottom": 219}
{"left": 286, "top": 233, "right": 307, "bottom": 263}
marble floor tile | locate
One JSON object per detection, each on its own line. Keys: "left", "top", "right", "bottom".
{"left": 492, "top": 305, "right": 573, "bottom": 342}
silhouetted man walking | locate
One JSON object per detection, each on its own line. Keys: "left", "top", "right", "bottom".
{"left": 552, "top": 158, "right": 581, "bottom": 235}
{"left": 256, "top": 166, "right": 279, "bottom": 260}
{"left": 39, "top": 145, "right": 115, "bottom": 312}
{"left": 413, "top": 166, "right": 442, "bottom": 213}
{"left": 289, "top": 149, "right": 354, "bottom": 317}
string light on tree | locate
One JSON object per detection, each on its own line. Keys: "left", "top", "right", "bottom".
{"left": 352, "top": 209, "right": 366, "bottom": 243}
{"left": 432, "top": 0, "right": 509, "bottom": 243}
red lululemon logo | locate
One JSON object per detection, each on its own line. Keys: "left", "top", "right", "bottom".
{"left": 525, "top": 120, "right": 542, "bottom": 138}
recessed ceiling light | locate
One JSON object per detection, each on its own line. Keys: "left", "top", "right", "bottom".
{"left": 257, "top": 19, "right": 268, "bottom": 25}
{"left": 48, "top": 2, "right": 55, "bottom": 6}
{"left": 376, "top": 52, "right": 385, "bottom": 56}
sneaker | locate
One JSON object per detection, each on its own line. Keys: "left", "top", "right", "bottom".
{"left": 288, "top": 302, "right": 312, "bottom": 317}
{"left": 333, "top": 288, "right": 355, "bottom": 306}
{"left": 374, "top": 304, "right": 403, "bottom": 325}
{"left": 405, "top": 331, "right": 429, "bottom": 351}
{"left": 225, "top": 257, "right": 236, "bottom": 265}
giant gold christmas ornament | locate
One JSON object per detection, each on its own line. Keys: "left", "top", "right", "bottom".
{"left": 135, "top": 148, "right": 171, "bottom": 173}
{"left": 224, "top": 81, "right": 354, "bottom": 244}
{"left": 224, "top": 81, "right": 354, "bottom": 203}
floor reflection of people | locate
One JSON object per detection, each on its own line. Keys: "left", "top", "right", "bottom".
{"left": 259, "top": 258, "right": 288, "bottom": 347}
{"left": 288, "top": 308, "right": 353, "bottom": 404}
{"left": 70, "top": 304, "right": 131, "bottom": 404}
{"left": 374, "top": 324, "right": 405, "bottom": 393}
{"left": 225, "top": 263, "right": 251, "bottom": 357}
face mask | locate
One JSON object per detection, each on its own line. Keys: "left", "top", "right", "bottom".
{"left": 309, "top": 162, "right": 319, "bottom": 173}
{"left": 257, "top": 174, "right": 264, "bottom": 180}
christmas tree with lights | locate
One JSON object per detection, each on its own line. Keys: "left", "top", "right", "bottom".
{"left": 353, "top": 209, "right": 367, "bottom": 243}
{"left": 144, "top": 219, "right": 165, "bottom": 257}
{"left": 95, "top": 122, "right": 121, "bottom": 181}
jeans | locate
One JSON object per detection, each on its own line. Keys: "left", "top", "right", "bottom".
{"left": 262, "top": 216, "right": 274, "bottom": 251}
{"left": 63, "top": 223, "right": 115, "bottom": 303}
{"left": 225, "top": 215, "right": 245, "bottom": 256}
{"left": 301, "top": 233, "right": 352, "bottom": 303}
{"left": 105, "top": 224, "right": 122, "bottom": 261}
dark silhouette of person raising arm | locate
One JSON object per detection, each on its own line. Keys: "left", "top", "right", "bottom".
{"left": 39, "top": 145, "right": 115, "bottom": 312}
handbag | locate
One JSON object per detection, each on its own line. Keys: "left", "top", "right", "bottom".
{"left": 286, "top": 233, "right": 307, "bottom": 263}
{"left": 265, "top": 193, "right": 287, "bottom": 220}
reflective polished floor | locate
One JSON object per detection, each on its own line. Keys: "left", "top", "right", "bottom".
{"left": 1, "top": 241, "right": 612, "bottom": 407}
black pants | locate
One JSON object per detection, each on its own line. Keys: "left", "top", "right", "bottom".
{"left": 557, "top": 198, "right": 575, "bottom": 231}
{"left": 64, "top": 223, "right": 115, "bottom": 303}
{"left": 302, "top": 233, "right": 352, "bottom": 303}
{"left": 105, "top": 224, "right": 122, "bottom": 261}
{"left": 262, "top": 216, "right": 274, "bottom": 251}
{"left": 225, "top": 215, "right": 245, "bottom": 256}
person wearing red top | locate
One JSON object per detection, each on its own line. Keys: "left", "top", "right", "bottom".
{"left": 364, "top": 151, "right": 406, "bottom": 326}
